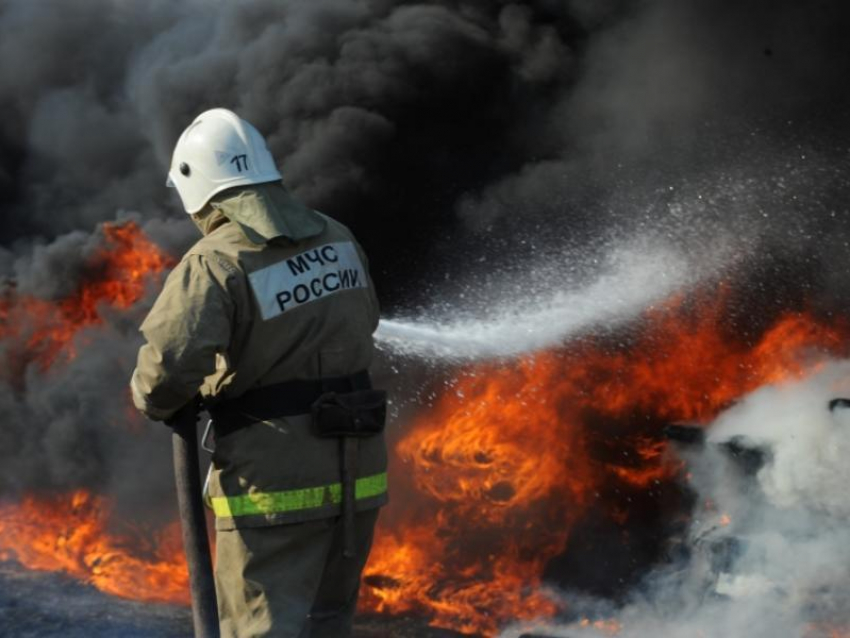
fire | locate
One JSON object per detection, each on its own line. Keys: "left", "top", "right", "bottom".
{"left": 0, "top": 490, "right": 188, "bottom": 605}
{"left": 579, "top": 618, "right": 623, "bottom": 635}
{"left": 362, "top": 351, "right": 589, "bottom": 634}
{"left": 361, "top": 294, "right": 847, "bottom": 635}
{"left": 0, "top": 221, "right": 175, "bottom": 372}
{"left": 806, "top": 624, "right": 850, "bottom": 638}
{"left": 2, "top": 222, "right": 848, "bottom": 636}
{"left": 0, "top": 221, "right": 184, "bottom": 604}
{"left": 607, "top": 437, "right": 680, "bottom": 488}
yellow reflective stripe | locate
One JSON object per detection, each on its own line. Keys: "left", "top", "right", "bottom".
{"left": 211, "top": 472, "right": 388, "bottom": 518}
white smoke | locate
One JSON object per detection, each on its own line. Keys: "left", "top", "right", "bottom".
{"left": 502, "top": 361, "right": 850, "bottom": 638}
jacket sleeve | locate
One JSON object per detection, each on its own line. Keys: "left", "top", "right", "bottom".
{"left": 130, "top": 254, "right": 234, "bottom": 421}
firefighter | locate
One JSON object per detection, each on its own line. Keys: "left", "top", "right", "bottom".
{"left": 130, "top": 108, "right": 388, "bottom": 638}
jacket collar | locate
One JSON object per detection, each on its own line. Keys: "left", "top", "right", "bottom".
{"left": 208, "top": 183, "right": 326, "bottom": 244}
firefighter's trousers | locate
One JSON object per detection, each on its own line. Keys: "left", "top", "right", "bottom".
{"left": 215, "top": 508, "right": 379, "bottom": 638}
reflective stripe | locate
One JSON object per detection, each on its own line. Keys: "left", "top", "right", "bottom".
{"left": 211, "top": 472, "right": 388, "bottom": 518}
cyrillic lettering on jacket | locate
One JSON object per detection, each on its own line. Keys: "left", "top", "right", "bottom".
{"left": 248, "top": 242, "right": 368, "bottom": 320}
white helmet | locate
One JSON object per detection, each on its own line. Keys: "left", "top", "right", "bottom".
{"left": 166, "top": 108, "right": 282, "bottom": 214}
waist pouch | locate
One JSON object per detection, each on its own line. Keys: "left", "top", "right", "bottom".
{"left": 312, "top": 390, "right": 387, "bottom": 438}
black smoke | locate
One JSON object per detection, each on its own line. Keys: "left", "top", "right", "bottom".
{"left": 2, "top": 1, "right": 849, "bottom": 293}
{"left": 0, "top": 0, "right": 849, "bottom": 593}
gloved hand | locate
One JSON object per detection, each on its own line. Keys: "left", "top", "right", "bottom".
{"left": 164, "top": 396, "right": 202, "bottom": 430}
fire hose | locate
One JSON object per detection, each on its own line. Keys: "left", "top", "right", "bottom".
{"left": 169, "top": 402, "right": 220, "bottom": 638}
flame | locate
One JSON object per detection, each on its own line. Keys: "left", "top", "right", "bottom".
{"left": 2, "top": 225, "right": 848, "bottom": 636}
{"left": 0, "top": 221, "right": 175, "bottom": 372}
{"left": 362, "top": 295, "right": 847, "bottom": 635}
{"left": 580, "top": 618, "right": 623, "bottom": 635}
{"left": 607, "top": 437, "right": 681, "bottom": 488}
{"left": 805, "top": 624, "right": 850, "bottom": 638}
{"left": 0, "top": 221, "right": 185, "bottom": 604}
{"left": 0, "top": 490, "right": 189, "bottom": 605}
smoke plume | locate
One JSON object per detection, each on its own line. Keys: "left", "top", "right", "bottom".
{"left": 0, "top": 0, "right": 848, "bottom": 606}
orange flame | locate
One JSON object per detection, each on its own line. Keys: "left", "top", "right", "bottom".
{"left": 1, "top": 226, "right": 848, "bottom": 636}
{"left": 0, "top": 221, "right": 175, "bottom": 371}
{"left": 0, "top": 490, "right": 188, "bottom": 605}
{"left": 580, "top": 618, "right": 623, "bottom": 635}
{"left": 361, "top": 295, "right": 847, "bottom": 635}
{"left": 0, "top": 221, "right": 184, "bottom": 604}
{"left": 805, "top": 624, "right": 850, "bottom": 638}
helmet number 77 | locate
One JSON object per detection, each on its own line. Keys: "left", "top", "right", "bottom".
{"left": 231, "top": 154, "right": 249, "bottom": 172}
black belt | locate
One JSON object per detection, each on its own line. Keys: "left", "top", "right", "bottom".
{"left": 208, "top": 370, "right": 371, "bottom": 436}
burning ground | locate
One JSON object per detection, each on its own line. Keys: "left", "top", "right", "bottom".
{"left": 2, "top": 0, "right": 850, "bottom": 636}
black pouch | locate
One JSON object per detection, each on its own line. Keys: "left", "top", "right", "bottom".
{"left": 311, "top": 389, "right": 387, "bottom": 438}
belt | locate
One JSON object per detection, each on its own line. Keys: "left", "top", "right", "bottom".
{"left": 207, "top": 370, "right": 371, "bottom": 436}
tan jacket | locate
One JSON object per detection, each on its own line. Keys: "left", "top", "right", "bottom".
{"left": 131, "top": 184, "right": 387, "bottom": 529}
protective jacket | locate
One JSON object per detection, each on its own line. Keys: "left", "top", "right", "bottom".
{"left": 131, "top": 183, "right": 387, "bottom": 531}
